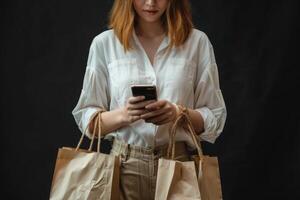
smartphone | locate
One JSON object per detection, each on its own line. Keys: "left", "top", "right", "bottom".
{"left": 131, "top": 85, "right": 157, "bottom": 101}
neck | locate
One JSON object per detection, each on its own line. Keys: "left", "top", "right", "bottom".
{"left": 135, "top": 19, "right": 165, "bottom": 38}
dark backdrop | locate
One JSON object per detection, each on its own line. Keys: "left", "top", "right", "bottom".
{"left": 2, "top": 0, "right": 300, "bottom": 199}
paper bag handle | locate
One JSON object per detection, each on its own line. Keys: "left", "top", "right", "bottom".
{"left": 167, "top": 105, "right": 203, "bottom": 160}
{"left": 75, "top": 109, "right": 105, "bottom": 153}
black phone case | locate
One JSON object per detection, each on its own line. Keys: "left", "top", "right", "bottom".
{"left": 131, "top": 85, "right": 157, "bottom": 101}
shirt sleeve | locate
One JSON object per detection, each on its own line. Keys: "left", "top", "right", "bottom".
{"left": 194, "top": 33, "right": 227, "bottom": 143}
{"left": 71, "top": 37, "right": 110, "bottom": 139}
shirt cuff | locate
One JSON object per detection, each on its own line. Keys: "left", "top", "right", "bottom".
{"left": 195, "top": 107, "right": 219, "bottom": 143}
{"left": 82, "top": 107, "right": 103, "bottom": 139}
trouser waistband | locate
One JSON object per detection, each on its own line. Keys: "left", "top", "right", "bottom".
{"left": 111, "top": 138, "right": 190, "bottom": 160}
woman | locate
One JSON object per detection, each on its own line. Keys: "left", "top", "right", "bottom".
{"left": 72, "top": 0, "right": 227, "bottom": 199}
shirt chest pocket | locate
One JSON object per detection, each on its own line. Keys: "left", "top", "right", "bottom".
{"left": 164, "top": 58, "right": 196, "bottom": 92}
{"left": 107, "top": 58, "right": 140, "bottom": 105}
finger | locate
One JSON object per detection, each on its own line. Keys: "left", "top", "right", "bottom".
{"left": 129, "top": 115, "right": 141, "bottom": 123}
{"left": 128, "top": 96, "right": 145, "bottom": 104}
{"left": 141, "top": 107, "right": 172, "bottom": 119}
{"left": 128, "top": 109, "right": 149, "bottom": 116}
{"left": 145, "top": 100, "right": 167, "bottom": 110}
{"left": 145, "top": 112, "right": 172, "bottom": 124}
{"left": 129, "top": 100, "right": 156, "bottom": 110}
{"left": 153, "top": 112, "right": 173, "bottom": 124}
{"left": 155, "top": 117, "right": 172, "bottom": 125}
{"left": 141, "top": 108, "right": 166, "bottom": 119}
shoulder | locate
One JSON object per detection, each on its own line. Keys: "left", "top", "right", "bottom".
{"left": 91, "top": 29, "right": 116, "bottom": 46}
{"left": 183, "top": 28, "right": 217, "bottom": 67}
{"left": 188, "top": 28, "right": 213, "bottom": 48}
{"left": 190, "top": 28, "right": 206, "bottom": 39}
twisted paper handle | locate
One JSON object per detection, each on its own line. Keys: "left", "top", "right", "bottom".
{"left": 167, "top": 105, "right": 203, "bottom": 160}
{"left": 75, "top": 109, "right": 105, "bottom": 153}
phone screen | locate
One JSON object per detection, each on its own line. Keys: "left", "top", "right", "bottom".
{"left": 131, "top": 85, "right": 157, "bottom": 101}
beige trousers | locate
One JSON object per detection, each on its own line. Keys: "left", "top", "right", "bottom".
{"left": 110, "top": 138, "right": 191, "bottom": 200}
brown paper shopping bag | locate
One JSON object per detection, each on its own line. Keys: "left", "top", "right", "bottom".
{"left": 155, "top": 158, "right": 202, "bottom": 200}
{"left": 154, "top": 109, "right": 202, "bottom": 200}
{"left": 180, "top": 106, "right": 223, "bottom": 200}
{"left": 192, "top": 155, "right": 222, "bottom": 200}
{"left": 49, "top": 110, "right": 120, "bottom": 200}
{"left": 155, "top": 106, "right": 223, "bottom": 200}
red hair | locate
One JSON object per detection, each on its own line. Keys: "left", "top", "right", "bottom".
{"left": 109, "top": 0, "right": 193, "bottom": 51}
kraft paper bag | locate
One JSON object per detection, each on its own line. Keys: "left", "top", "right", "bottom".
{"left": 155, "top": 109, "right": 202, "bottom": 200}
{"left": 155, "top": 106, "right": 223, "bottom": 200}
{"left": 155, "top": 158, "right": 202, "bottom": 200}
{"left": 49, "top": 110, "right": 120, "bottom": 200}
{"left": 182, "top": 106, "right": 223, "bottom": 200}
{"left": 192, "top": 155, "right": 222, "bottom": 200}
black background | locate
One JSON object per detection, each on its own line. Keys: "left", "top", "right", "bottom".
{"left": 2, "top": 0, "right": 300, "bottom": 199}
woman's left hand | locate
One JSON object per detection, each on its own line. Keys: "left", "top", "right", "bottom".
{"left": 140, "top": 100, "right": 178, "bottom": 125}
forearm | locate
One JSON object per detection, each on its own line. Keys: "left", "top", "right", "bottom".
{"left": 172, "top": 103, "right": 204, "bottom": 135}
{"left": 88, "top": 108, "right": 128, "bottom": 137}
{"left": 182, "top": 108, "right": 204, "bottom": 135}
{"left": 172, "top": 104, "right": 204, "bottom": 135}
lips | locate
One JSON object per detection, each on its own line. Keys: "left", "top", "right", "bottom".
{"left": 143, "top": 10, "right": 159, "bottom": 15}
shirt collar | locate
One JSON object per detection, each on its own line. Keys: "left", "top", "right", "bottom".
{"left": 132, "top": 28, "right": 170, "bottom": 54}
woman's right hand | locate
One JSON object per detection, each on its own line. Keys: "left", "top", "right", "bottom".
{"left": 121, "top": 96, "right": 156, "bottom": 125}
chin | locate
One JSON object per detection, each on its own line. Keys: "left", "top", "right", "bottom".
{"left": 144, "top": 19, "right": 161, "bottom": 23}
{"left": 141, "top": 16, "right": 162, "bottom": 23}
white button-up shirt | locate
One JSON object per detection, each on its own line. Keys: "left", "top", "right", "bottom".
{"left": 72, "top": 28, "right": 227, "bottom": 148}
